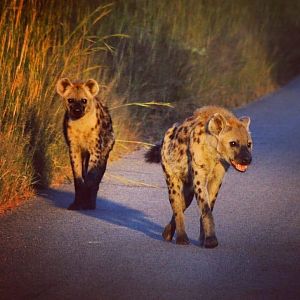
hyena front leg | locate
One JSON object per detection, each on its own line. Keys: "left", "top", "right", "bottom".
{"left": 207, "top": 163, "right": 226, "bottom": 212}
{"left": 194, "top": 170, "right": 218, "bottom": 248}
{"left": 68, "top": 145, "right": 86, "bottom": 210}
{"left": 198, "top": 163, "right": 225, "bottom": 246}
{"left": 84, "top": 152, "right": 107, "bottom": 209}
{"left": 162, "top": 182, "right": 194, "bottom": 243}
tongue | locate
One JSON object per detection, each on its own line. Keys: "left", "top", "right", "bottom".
{"left": 231, "top": 161, "right": 248, "bottom": 172}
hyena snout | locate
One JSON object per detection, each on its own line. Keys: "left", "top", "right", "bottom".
{"left": 230, "top": 146, "right": 252, "bottom": 172}
{"left": 235, "top": 146, "right": 252, "bottom": 165}
{"left": 69, "top": 102, "right": 85, "bottom": 119}
{"left": 241, "top": 155, "right": 252, "bottom": 165}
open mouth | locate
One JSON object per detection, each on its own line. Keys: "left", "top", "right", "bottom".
{"left": 230, "top": 160, "right": 249, "bottom": 172}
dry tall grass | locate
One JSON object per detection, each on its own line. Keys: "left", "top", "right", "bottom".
{"left": 0, "top": 0, "right": 136, "bottom": 211}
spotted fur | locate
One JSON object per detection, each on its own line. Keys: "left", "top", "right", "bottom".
{"left": 145, "top": 106, "right": 253, "bottom": 248}
{"left": 57, "top": 78, "right": 114, "bottom": 210}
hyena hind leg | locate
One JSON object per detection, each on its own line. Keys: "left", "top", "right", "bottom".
{"left": 162, "top": 182, "right": 194, "bottom": 244}
{"left": 162, "top": 214, "right": 176, "bottom": 241}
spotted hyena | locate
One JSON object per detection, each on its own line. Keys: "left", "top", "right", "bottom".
{"left": 56, "top": 78, "right": 114, "bottom": 210}
{"left": 145, "top": 106, "right": 252, "bottom": 248}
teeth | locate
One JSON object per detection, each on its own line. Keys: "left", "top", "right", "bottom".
{"left": 231, "top": 161, "right": 248, "bottom": 172}
{"left": 237, "top": 164, "right": 247, "bottom": 172}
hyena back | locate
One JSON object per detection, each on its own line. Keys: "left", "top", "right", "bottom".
{"left": 145, "top": 106, "right": 253, "bottom": 248}
{"left": 56, "top": 78, "right": 114, "bottom": 210}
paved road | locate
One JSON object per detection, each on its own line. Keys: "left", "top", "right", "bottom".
{"left": 1, "top": 78, "right": 300, "bottom": 300}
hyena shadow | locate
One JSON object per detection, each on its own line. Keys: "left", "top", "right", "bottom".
{"left": 44, "top": 188, "right": 164, "bottom": 241}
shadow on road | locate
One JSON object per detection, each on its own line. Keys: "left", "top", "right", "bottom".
{"left": 43, "top": 188, "right": 164, "bottom": 241}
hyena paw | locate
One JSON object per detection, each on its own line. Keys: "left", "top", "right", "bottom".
{"left": 176, "top": 233, "right": 190, "bottom": 245}
{"left": 162, "top": 224, "right": 175, "bottom": 241}
{"left": 199, "top": 235, "right": 205, "bottom": 247}
{"left": 204, "top": 236, "right": 218, "bottom": 248}
{"left": 67, "top": 202, "right": 83, "bottom": 210}
{"left": 68, "top": 201, "right": 96, "bottom": 210}
{"left": 82, "top": 202, "right": 96, "bottom": 210}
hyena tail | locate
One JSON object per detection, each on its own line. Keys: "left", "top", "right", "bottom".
{"left": 145, "top": 143, "right": 162, "bottom": 163}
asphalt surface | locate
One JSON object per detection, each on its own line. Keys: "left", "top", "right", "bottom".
{"left": 1, "top": 78, "right": 300, "bottom": 300}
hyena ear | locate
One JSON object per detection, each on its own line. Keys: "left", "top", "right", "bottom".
{"left": 84, "top": 79, "right": 99, "bottom": 96}
{"left": 239, "top": 116, "right": 251, "bottom": 131}
{"left": 56, "top": 78, "right": 72, "bottom": 97}
{"left": 207, "top": 113, "right": 227, "bottom": 136}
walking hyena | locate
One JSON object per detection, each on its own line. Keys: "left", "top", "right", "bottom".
{"left": 56, "top": 78, "right": 114, "bottom": 210}
{"left": 145, "top": 106, "right": 252, "bottom": 248}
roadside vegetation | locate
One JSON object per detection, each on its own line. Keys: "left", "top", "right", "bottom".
{"left": 1, "top": 0, "right": 300, "bottom": 212}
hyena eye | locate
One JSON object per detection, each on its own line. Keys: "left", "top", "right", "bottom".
{"left": 67, "top": 98, "right": 74, "bottom": 104}
{"left": 229, "top": 141, "right": 237, "bottom": 147}
{"left": 81, "top": 98, "right": 87, "bottom": 104}
{"left": 247, "top": 142, "right": 252, "bottom": 148}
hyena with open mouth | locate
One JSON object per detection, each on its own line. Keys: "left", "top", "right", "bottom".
{"left": 145, "top": 106, "right": 252, "bottom": 248}
{"left": 56, "top": 78, "right": 114, "bottom": 210}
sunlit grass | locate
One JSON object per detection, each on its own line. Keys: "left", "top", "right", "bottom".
{"left": 0, "top": 0, "right": 139, "bottom": 211}
{"left": 110, "top": 101, "right": 173, "bottom": 111}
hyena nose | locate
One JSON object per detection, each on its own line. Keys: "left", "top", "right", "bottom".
{"left": 242, "top": 156, "right": 252, "bottom": 165}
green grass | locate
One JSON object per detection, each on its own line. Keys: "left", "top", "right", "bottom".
{"left": 96, "top": 0, "right": 300, "bottom": 138}
{"left": 1, "top": 0, "right": 300, "bottom": 211}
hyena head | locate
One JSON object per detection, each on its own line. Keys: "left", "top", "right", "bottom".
{"left": 207, "top": 113, "right": 253, "bottom": 172}
{"left": 56, "top": 78, "right": 99, "bottom": 120}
